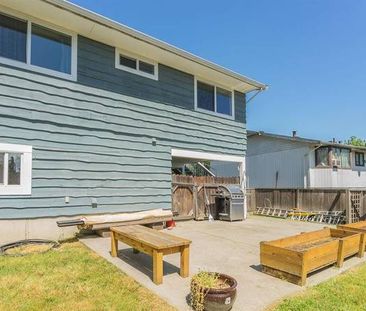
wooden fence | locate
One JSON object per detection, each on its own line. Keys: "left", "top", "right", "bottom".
{"left": 172, "top": 175, "right": 239, "bottom": 220}
{"left": 247, "top": 188, "right": 366, "bottom": 223}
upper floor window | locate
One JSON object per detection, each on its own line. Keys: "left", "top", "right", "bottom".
{"left": 0, "top": 11, "right": 76, "bottom": 80}
{"left": 315, "top": 147, "right": 329, "bottom": 167}
{"left": 115, "top": 49, "right": 158, "bottom": 80}
{"left": 0, "top": 143, "right": 32, "bottom": 196}
{"left": 0, "top": 13, "right": 27, "bottom": 62}
{"left": 195, "top": 79, "right": 234, "bottom": 118}
{"left": 332, "top": 147, "right": 350, "bottom": 168}
{"left": 315, "top": 146, "right": 351, "bottom": 168}
{"left": 355, "top": 152, "right": 365, "bottom": 167}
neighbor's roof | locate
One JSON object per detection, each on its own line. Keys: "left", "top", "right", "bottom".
{"left": 247, "top": 130, "right": 366, "bottom": 151}
{"left": 0, "top": 0, "right": 267, "bottom": 93}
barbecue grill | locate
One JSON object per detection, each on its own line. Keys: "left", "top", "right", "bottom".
{"left": 214, "top": 184, "right": 244, "bottom": 221}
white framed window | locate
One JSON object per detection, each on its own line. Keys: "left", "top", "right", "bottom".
{"left": 0, "top": 8, "right": 77, "bottom": 81}
{"left": 194, "top": 77, "right": 235, "bottom": 119}
{"left": 115, "top": 49, "right": 158, "bottom": 80}
{"left": 0, "top": 143, "right": 32, "bottom": 196}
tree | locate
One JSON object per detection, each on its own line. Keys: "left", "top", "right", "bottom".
{"left": 346, "top": 136, "right": 366, "bottom": 147}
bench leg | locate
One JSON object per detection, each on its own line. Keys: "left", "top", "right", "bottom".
{"left": 153, "top": 250, "right": 163, "bottom": 285}
{"left": 111, "top": 231, "right": 118, "bottom": 257}
{"left": 180, "top": 245, "right": 190, "bottom": 278}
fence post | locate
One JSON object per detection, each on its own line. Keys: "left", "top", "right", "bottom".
{"left": 252, "top": 189, "right": 257, "bottom": 212}
{"left": 345, "top": 189, "right": 351, "bottom": 224}
{"left": 296, "top": 189, "right": 300, "bottom": 210}
{"left": 193, "top": 184, "right": 198, "bottom": 220}
{"left": 360, "top": 191, "right": 364, "bottom": 220}
{"left": 273, "top": 189, "right": 279, "bottom": 209}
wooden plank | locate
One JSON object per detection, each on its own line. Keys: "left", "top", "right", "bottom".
{"left": 262, "top": 265, "right": 304, "bottom": 286}
{"left": 339, "top": 221, "right": 366, "bottom": 230}
{"left": 90, "top": 216, "right": 172, "bottom": 230}
{"left": 305, "top": 241, "right": 339, "bottom": 272}
{"left": 260, "top": 243, "right": 303, "bottom": 276}
{"left": 267, "top": 228, "right": 330, "bottom": 248}
{"left": 162, "top": 246, "right": 181, "bottom": 255}
{"left": 114, "top": 232, "right": 154, "bottom": 256}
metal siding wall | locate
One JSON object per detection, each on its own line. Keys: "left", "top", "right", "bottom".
{"left": 0, "top": 66, "right": 246, "bottom": 219}
{"left": 247, "top": 136, "right": 308, "bottom": 156}
{"left": 310, "top": 169, "right": 366, "bottom": 188}
{"left": 246, "top": 147, "right": 308, "bottom": 188}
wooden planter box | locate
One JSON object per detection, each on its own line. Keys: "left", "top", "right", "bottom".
{"left": 260, "top": 228, "right": 365, "bottom": 286}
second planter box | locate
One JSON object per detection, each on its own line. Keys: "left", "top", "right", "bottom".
{"left": 260, "top": 228, "right": 365, "bottom": 286}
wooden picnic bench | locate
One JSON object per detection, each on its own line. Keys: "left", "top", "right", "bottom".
{"left": 110, "top": 225, "right": 191, "bottom": 285}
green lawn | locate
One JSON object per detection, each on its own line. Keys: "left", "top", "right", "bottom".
{"left": 272, "top": 263, "right": 366, "bottom": 311}
{"left": 0, "top": 242, "right": 175, "bottom": 311}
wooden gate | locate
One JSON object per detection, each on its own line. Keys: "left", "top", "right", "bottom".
{"left": 172, "top": 175, "right": 240, "bottom": 220}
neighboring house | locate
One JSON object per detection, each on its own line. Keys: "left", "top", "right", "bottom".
{"left": 0, "top": 0, "right": 265, "bottom": 242}
{"left": 247, "top": 131, "right": 366, "bottom": 189}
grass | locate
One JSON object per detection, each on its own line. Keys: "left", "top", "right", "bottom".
{"left": 271, "top": 263, "right": 366, "bottom": 311}
{"left": 0, "top": 241, "right": 176, "bottom": 311}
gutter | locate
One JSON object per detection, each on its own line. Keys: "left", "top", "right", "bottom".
{"left": 43, "top": 0, "right": 267, "bottom": 91}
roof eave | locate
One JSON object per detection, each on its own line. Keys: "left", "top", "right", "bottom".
{"left": 44, "top": 0, "right": 267, "bottom": 92}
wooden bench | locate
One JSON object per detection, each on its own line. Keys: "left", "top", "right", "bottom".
{"left": 110, "top": 225, "right": 191, "bottom": 285}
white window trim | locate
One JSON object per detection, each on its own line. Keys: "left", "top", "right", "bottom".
{"left": 115, "top": 49, "right": 158, "bottom": 80}
{"left": 0, "top": 143, "right": 32, "bottom": 196}
{"left": 0, "top": 7, "right": 77, "bottom": 81}
{"left": 172, "top": 148, "right": 244, "bottom": 163}
{"left": 194, "top": 77, "right": 235, "bottom": 120}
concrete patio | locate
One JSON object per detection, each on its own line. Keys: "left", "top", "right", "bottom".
{"left": 81, "top": 216, "right": 366, "bottom": 311}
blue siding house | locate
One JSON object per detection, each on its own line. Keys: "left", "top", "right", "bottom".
{"left": 0, "top": 0, "right": 266, "bottom": 242}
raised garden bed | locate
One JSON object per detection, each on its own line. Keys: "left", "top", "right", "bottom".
{"left": 260, "top": 228, "right": 365, "bottom": 286}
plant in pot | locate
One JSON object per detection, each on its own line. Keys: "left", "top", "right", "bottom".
{"left": 190, "top": 271, "right": 237, "bottom": 311}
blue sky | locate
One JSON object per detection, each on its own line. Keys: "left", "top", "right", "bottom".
{"left": 71, "top": 0, "right": 366, "bottom": 142}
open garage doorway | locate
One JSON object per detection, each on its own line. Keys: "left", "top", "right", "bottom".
{"left": 171, "top": 149, "right": 246, "bottom": 221}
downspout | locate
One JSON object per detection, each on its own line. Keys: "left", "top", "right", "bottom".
{"left": 240, "top": 159, "right": 247, "bottom": 220}
{"left": 243, "top": 88, "right": 266, "bottom": 218}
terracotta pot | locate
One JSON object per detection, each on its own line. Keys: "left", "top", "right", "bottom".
{"left": 191, "top": 273, "right": 237, "bottom": 311}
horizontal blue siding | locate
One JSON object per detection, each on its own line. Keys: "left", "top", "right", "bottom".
{"left": 77, "top": 36, "right": 246, "bottom": 123}
{"left": 78, "top": 36, "right": 195, "bottom": 111}
{"left": 0, "top": 66, "right": 246, "bottom": 219}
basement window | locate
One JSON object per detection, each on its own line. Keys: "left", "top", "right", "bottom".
{"left": 195, "top": 79, "right": 234, "bottom": 119}
{"left": 115, "top": 49, "right": 158, "bottom": 80}
{"left": 0, "top": 11, "right": 77, "bottom": 80}
{"left": 0, "top": 143, "right": 32, "bottom": 196}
